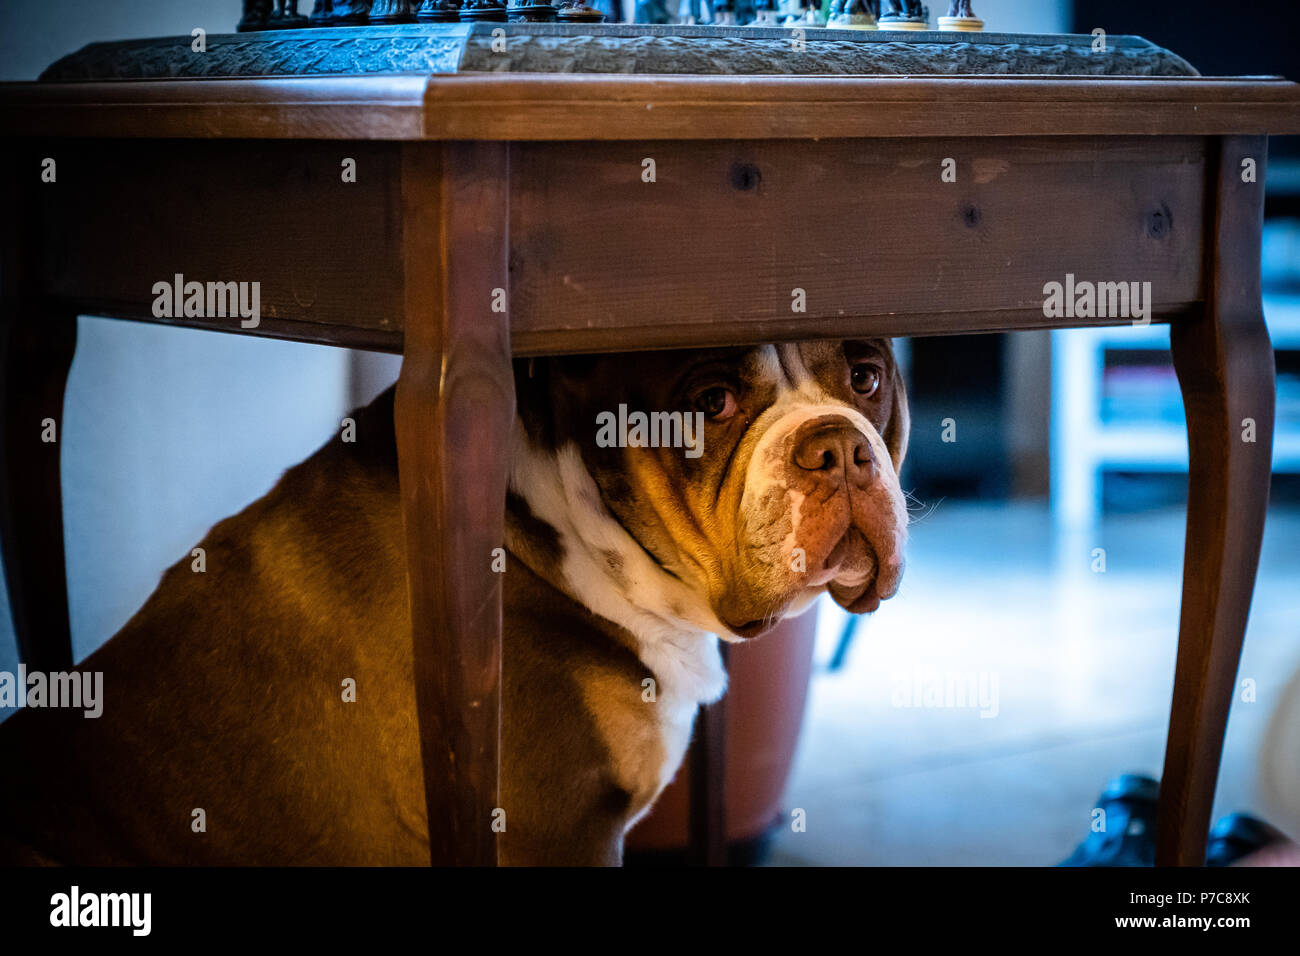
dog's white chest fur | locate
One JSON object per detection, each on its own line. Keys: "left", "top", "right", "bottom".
{"left": 509, "top": 432, "right": 729, "bottom": 825}
{"left": 631, "top": 631, "right": 725, "bottom": 824}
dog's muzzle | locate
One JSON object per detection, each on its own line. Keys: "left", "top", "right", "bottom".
{"left": 784, "top": 411, "right": 905, "bottom": 615}
{"left": 725, "top": 405, "right": 907, "bottom": 636}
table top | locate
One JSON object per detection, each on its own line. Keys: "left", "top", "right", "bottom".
{"left": 2, "top": 24, "right": 1298, "bottom": 141}
{"left": 36, "top": 24, "right": 1199, "bottom": 81}
{"left": 1, "top": 24, "right": 1295, "bottom": 357}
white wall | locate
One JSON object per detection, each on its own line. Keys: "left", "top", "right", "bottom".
{"left": 0, "top": 0, "right": 247, "bottom": 78}
{"left": 969, "top": 0, "right": 1069, "bottom": 34}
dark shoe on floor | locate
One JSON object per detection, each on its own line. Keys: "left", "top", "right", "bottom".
{"left": 1206, "top": 813, "right": 1287, "bottom": 867}
{"left": 1059, "top": 774, "right": 1159, "bottom": 867}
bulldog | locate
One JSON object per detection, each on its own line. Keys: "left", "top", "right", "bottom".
{"left": 0, "top": 338, "right": 909, "bottom": 866}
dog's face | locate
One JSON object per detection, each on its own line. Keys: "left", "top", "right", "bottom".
{"left": 512, "top": 339, "right": 909, "bottom": 641}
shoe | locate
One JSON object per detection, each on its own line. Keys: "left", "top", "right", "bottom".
{"left": 1059, "top": 774, "right": 1159, "bottom": 867}
{"left": 1205, "top": 813, "right": 1287, "bottom": 867}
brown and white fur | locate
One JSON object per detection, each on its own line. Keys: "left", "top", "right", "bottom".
{"left": 0, "top": 339, "right": 908, "bottom": 866}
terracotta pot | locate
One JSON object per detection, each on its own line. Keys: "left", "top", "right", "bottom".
{"left": 625, "top": 605, "right": 819, "bottom": 856}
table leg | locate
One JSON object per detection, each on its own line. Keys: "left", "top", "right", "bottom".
{"left": 688, "top": 645, "right": 728, "bottom": 866}
{"left": 0, "top": 313, "right": 77, "bottom": 672}
{"left": 394, "top": 142, "right": 513, "bottom": 866}
{"left": 1, "top": 149, "right": 77, "bottom": 671}
{"left": 1157, "top": 135, "right": 1273, "bottom": 867}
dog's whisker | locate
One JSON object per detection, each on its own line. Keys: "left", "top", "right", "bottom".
{"left": 903, "top": 492, "right": 944, "bottom": 526}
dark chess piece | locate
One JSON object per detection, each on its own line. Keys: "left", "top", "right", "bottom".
{"left": 509, "top": 0, "right": 557, "bottom": 20}
{"left": 827, "top": 0, "right": 877, "bottom": 29}
{"left": 331, "top": 0, "right": 374, "bottom": 23}
{"left": 268, "top": 0, "right": 310, "bottom": 27}
{"left": 238, "top": 0, "right": 274, "bottom": 31}
{"left": 267, "top": 0, "right": 311, "bottom": 27}
{"left": 369, "top": 0, "right": 417, "bottom": 21}
{"left": 555, "top": 0, "right": 605, "bottom": 21}
{"left": 416, "top": 0, "right": 461, "bottom": 20}
{"left": 309, "top": 0, "right": 336, "bottom": 24}
{"left": 460, "top": 0, "right": 509, "bottom": 19}
{"left": 710, "top": 0, "right": 737, "bottom": 25}
{"left": 939, "top": 0, "right": 981, "bottom": 31}
{"left": 634, "top": 0, "right": 672, "bottom": 23}
{"left": 879, "top": 0, "right": 927, "bottom": 29}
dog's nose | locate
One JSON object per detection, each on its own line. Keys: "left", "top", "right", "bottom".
{"left": 792, "top": 420, "right": 874, "bottom": 481}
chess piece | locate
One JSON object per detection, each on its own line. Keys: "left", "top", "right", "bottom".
{"left": 938, "top": 0, "right": 981, "bottom": 31}
{"left": 635, "top": 0, "right": 672, "bottom": 22}
{"left": 827, "top": 0, "right": 877, "bottom": 30}
{"left": 416, "top": 0, "right": 461, "bottom": 20}
{"left": 331, "top": 0, "right": 373, "bottom": 23}
{"left": 508, "top": 0, "right": 557, "bottom": 19}
{"left": 268, "top": 0, "right": 311, "bottom": 27}
{"left": 781, "top": 0, "right": 822, "bottom": 27}
{"left": 555, "top": 0, "right": 606, "bottom": 20}
{"left": 460, "top": 0, "right": 508, "bottom": 18}
{"left": 878, "top": 0, "right": 927, "bottom": 29}
{"left": 710, "top": 0, "right": 737, "bottom": 24}
{"left": 750, "top": 0, "right": 779, "bottom": 26}
{"left": 238, "top": 0, "right": 274, "bottom": 31}
{"left": 309, "top": 0, "right": 336, "bottom": 24}
{"left": 369, "top": 0, "right": 417, "bottom": 21}
{"left": 799, "top": 2, "right": 826, "bottom": 26}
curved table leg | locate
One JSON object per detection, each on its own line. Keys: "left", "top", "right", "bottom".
{"left": 1, "top": 192, "right": 77, "bottom": 670}
{"left": 688, "top": 643, "right": 728, "bottom": 866}
{"left": 395, "top": 142, "right": 513, "bottom": 866}
{"left": 1157, "top": 135, "right": 1273, "bottom": 867}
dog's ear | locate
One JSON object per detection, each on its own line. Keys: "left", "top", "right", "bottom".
{"left": 513, "top": 357, "right": 558, "bottom": 450}
{"left": 513, "top": 355, "right": 608, "bottom": 452}
{"left": 882, "top": 341, "right": 909, "bottom": 475}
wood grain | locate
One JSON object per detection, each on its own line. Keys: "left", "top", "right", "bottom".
{"left": 1157, "top": 135, "right": 1275, "bottom": 867}
{"left": 394, "top": 141, "right": 513, "bottom": 866}
{"left": 3, "top": 75, "right": 1299, "bottom": 142}
{"left": 30, "top": 139, "right": 405, "bottom": 335}
{"left": 0, "top": 150, "right": 76, "bottom": 671}
{"left": 421, "top": 75, "right": 1300, "bottom": 142}
{"left": 0, "top": 76, "right": 430, "bottom": 140}
{"left": 26, "top": 135, "right": 1210, "bottom": 351}
{"left": 510, "top": 136, "right": 1206, "bottom": 345}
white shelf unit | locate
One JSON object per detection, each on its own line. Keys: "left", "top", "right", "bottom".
{"left": 1050, "top": 295, "right": 1300, "bottom": 530}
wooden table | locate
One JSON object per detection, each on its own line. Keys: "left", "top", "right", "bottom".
{"left": 3, "top": 23, "right": 1298, "bottom": 867}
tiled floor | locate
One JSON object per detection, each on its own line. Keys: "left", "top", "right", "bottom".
{"left": 768, "top": 501, "right": 1300, "bottom": 866}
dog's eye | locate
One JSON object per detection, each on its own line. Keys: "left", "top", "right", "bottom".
{"left": 695, "top": 387, "right": 737, "bottom": 421}
{"left": 851, "top": 364, "right": 882, "bottom": 397}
